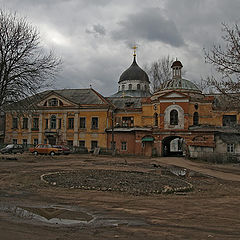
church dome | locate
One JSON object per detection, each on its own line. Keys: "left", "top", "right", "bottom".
{"left": 162, "top": 59, "right": 201, "bottom": 93}
{"left": 163, "top": 78, "right": 201, "bottom": 92}
{"left": 171, "top": 60, "right": 183, "bottom": 68}
{"left": 119, "top": 56, "right": 149, "bottom": 83}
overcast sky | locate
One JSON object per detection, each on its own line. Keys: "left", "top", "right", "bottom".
{"left": 1, "top": 0, "right": 239, "bottom": 96}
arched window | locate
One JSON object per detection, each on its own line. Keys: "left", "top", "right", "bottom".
{"left": 128, "top": 84, "right": 132, "bottom": 90}
{"left": 50, "top": 115, "right": 56, "bottom": 129}
{"left": 48, "top": 98, "right": 58, "bottom": 106}
{"left": 170, "top": 110, "right": 178, "bottom": 125}
{"left": 193, "top": 112, "right": 199, "bottom": 125}
{"left": 137, "top": 84, "right": 140, "bottom": 90}
{"left": 154, "top": 113, "right": 158, "bottom": 126}
{"left": 122, "top": 85, "right": 125, "bottom": 91}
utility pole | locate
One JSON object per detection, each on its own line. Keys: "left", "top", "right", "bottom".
{"left": 111, "top": 109, "right": 115, "bottom": 156}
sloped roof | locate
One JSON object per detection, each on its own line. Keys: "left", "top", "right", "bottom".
{"left": 107, "top": 97, "right": 142, "bottom": 109}
{"left": 5, "top": 88, "right": 112, "bottom": 111}
{"left": 110, "top": 90, "right": 151, "bottom": 98}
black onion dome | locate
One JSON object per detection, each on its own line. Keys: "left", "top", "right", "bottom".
{"left": 171, "top": 60, "right": 183, "bottom": 68}
{"left": 118, "top": 56, "right": 149, "bottom": 83}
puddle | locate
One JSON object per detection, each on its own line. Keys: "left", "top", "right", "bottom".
{"left": 0, "top": 203, "right": 148, "bottom": 227}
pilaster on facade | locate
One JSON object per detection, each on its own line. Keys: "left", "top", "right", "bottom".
{"left": 73, "top": 113, "right": 79, "bottom": 146}
{"left": 38, "top": 113, "right": 43, "bottom": 143}
{"left": 28, "top": 115, "right": 32, "bottom": 144}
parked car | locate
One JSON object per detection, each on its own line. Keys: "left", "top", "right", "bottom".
{"left": 0, "top": 144, "right": 24, "bottom": 154}
{"left": 53, "top": 145, "right": 71, "bottom": 155}
{"left": 29, "top": 144, "right": 62, "bottom": 156}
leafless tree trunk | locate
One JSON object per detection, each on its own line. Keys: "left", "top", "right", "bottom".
{"left": 204, "top": 23, "right": 240, "bottom": 100}
{"left": 145, "top": 56, "right": 174, "bottom": 92}
{"left": 0, "top": 10, "right": 61, "bottom": 111}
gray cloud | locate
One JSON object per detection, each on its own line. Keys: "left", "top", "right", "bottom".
{"left": 86, "top": 24, "right": 106, "bottom": 36}
{"left": 0, "top": 0, "right": 239, "bottom": 97}
{"left": 111, "top": 8, "right": 185, "bottom": 47}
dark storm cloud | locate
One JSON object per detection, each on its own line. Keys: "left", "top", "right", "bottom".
{"left": 111, "top": 8, "right": 185, "bottom": 47}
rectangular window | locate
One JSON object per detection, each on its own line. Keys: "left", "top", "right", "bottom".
{"left": 91, "top": 140, "right": 98, "bottom": 149}
{"left": 44, "top": 139, "right": 47, "bottom": 144}
{"left": 121, "top": 141, "right": 127, "bottom": 151}
{"left": 68, "top": 118, "right": 74, "bottom": 129}
{"left": 227, "top": 144, "right": 234, "bottom": 153}
{"left": 22, "top": 118, "right": 28, "bottom": 129}
{"left": 122, "top": 117, "right": 134, "bottom": 127}
{"left": 91, "top": 117, "right": 98, "bottom": 129}
{"left": 13, "top": 139, "right": 17, "bottom": 144}
{"left": 67, "top": 140, "right": 73, "bottom": 146}
{"left": 34, "top": 138, "right": 38, "bottom": 146}
{"left": 45, "top": 119, "right": 48, "bottom": 129}
{"left": 58, "top": 119, "right": 62, "bottom": 129}
{"left": 79, "top": 140, "right": 85, "bottom": 147}
{"left": 22, "top": 139, "right": 27, "bottom": 146}
{"left": 79, "top": 117, "right": 86, "bottom": 129}
{"left": 33, "top": 118, "right": 39, "bottom": 130}
{"left": 222, "top": 115, "right": 237, "bottom": 126}
{"left": 12, "top": 118, "right": 18, "bottom": 129}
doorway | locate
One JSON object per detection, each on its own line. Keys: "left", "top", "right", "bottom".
{"left": 162, "top": 136, "right": 183, "bottom": 156}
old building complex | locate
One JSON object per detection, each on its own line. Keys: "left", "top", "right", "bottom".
{"left": 3, "top": 52, "right": 240, "bottom": 158}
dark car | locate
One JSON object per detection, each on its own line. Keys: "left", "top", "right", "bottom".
{"left": 0, "top": 144, "right": 24, "bottom": 154}
{"left": 53, "top": 145, "right": 71, "bottom": 155}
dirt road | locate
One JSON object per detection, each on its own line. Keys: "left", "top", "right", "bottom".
{"left": 0, "top": 154, "right": 240, "bottom": 240}
{"left": 153, "top": 157, "right": 240, "bottom": 181}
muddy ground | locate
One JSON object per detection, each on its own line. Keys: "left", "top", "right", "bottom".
{"left": 0, "top": 153, "right": 240, "bottom": 240}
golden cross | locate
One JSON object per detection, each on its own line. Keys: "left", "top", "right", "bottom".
{"left": 132, "top": 45, "right": 137, "bottom": 56}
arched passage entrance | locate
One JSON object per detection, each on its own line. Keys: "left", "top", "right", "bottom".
{"left": 162, "top": 136, "right": 184, "bottom": 156}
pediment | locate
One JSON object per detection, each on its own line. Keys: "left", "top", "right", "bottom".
{"left": 37, "top": 92, "right": 77, "bottom": 107}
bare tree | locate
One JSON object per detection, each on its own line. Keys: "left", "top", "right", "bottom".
{"left": 0, "top": 10, "right": 61, "bottom": 110}
{"left": 145, "top": 56, "right": 174, "bottom": 92}
{"left": 204, "top": 23, "right": 240, "bottom": 98}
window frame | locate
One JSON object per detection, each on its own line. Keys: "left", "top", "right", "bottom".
{"left": 91, "top": 117, "right": 98, "bottom": 129}
{"left": 121, "top": 141, "right": 127, "bottom": 151}
{"left": 12, "top": 117, "right": 18, "bottom": 129}
{"left": 170, "top": 109, "right": 178, "bottom": 125}
{"left": 79, "top": 117, "right": 86, "bottom": 129}
{"left": 227, "top": 143, "right": 234, "bottom": 153}
{"left": 68, "top": 118, "right": 74, "bottom": 129}
{"left": 50, "top": 115, "right": 57, "bottom": 129}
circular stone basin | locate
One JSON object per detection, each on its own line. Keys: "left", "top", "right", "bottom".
{"left": 42, "top": 169, "right": 192, "bottom": 195}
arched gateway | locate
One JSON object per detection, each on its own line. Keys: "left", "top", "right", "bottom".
{"left": 162, "top": 136, "right": 184, "bottom": 157}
